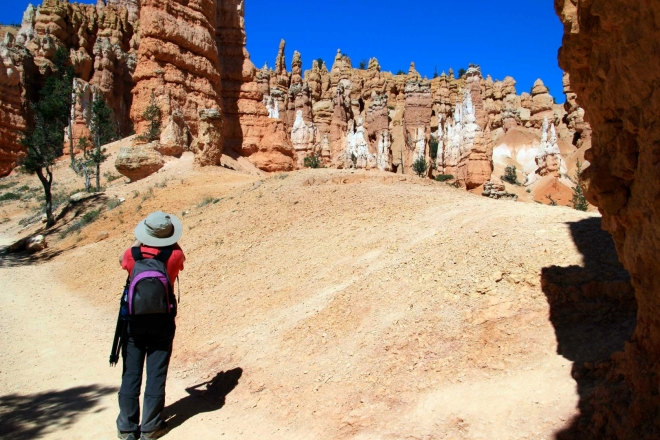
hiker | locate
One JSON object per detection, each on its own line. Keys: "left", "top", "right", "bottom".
{"left": 116, "top": 211, "right": 185, "bottom": 440}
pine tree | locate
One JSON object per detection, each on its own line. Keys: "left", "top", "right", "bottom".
{"left": 21, "top": 47, "right": 74, "bottom": 228}
{"left": 571, "top": 160, "right": 589, "bottom": 211}
{"left": 412, "top": 156, "right": 429, "bottom": 177}
{"left": 138, "top": 92, "right": 162, "bottom": 142}
{"left": 89, "top": 95, "right": 116, "bottom": 191}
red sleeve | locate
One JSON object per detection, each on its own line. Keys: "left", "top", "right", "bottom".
{"left": 121, "top": 248, "right": 135, "bottom": 274}
{"left": 167, "top": 250, "right": 185, "bottom": 280}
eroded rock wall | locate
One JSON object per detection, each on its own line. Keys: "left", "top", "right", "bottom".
{"left": 131, "top": 0, "right": 221, "bottom": 143}
{"left": 556, "top": 0, "right": 660, "bottom": 437}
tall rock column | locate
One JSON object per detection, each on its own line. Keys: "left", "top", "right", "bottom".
{"left": 557, "top": 0, "right": 660, "bottom": 437}
{"left": 216, "top": 0, "right": 294, "bottom": 171}
{"left": 402, "top": 63, "right": 432, "bottom": 175}
{"left": 131, "top": 0, "right": 222, "bottom": 153}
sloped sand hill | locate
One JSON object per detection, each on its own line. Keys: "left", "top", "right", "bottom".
{"left": 0, "top": 146, "right": 634, "bottom": 439}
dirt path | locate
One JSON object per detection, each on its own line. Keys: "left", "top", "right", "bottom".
{"left": 0, "top": 262, "right": 300, "bottom": 439}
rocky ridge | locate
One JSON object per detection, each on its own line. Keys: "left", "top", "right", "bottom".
{"left": 0, "top": 0, "right": 590, "bottom": 207}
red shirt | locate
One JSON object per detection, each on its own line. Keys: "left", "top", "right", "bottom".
{"left": 121, "top": 244, "right": 186, "bottom": 281}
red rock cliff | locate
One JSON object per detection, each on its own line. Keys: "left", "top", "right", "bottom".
{"left": 556, "top": 0, "right": 660, "bottom": 437}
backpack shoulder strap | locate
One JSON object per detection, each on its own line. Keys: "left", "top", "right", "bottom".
{"left": 155, "top": 248, "right": 173, "bottom": 263}
{"left": 131, "top": 247, "right": 143, "bottom": 262}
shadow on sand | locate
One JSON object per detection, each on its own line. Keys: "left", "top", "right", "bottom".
{"left": 164, "top": 368, "right": 243, "bottom": 432}
{"left": 0, "top": 385, "right": 117, "bottom": 439}
{"left": 541, "top": 217, "right": 637, "bottom": 439}
{"left": 0, "top": 193, "right": 108, "bottom": 268}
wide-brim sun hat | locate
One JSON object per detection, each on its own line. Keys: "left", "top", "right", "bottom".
{"left": 134, "top": 211, "right": 183, "bottom": 247}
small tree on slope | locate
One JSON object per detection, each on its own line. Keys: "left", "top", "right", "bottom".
{"left": 89, "top": 95, "right": 117, "bottom": 191}
{"left": 571, "top": 160, "right": 589, "bottom": 211}
{"left": 412, "top": 156, "right": 429, "bottom": 178}
{"left": 21, "top": 47, "right": 74, "bottom": 228}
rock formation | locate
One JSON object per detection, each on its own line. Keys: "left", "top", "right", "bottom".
{"left": 0, "top": 0, "right": 138, "bottom": 176}
{"left": 0, "top": 39, "right": 34, "bottom": 176}
{"left": 115, "top": 142, "right": 164, "bottom": 182}
{"left": 0, "top": 0, "right": 593, "bottom": 187}
{"left": 131, "top": 0, "right": 221, "bottom": 147}
{"left": 556, "top": 0, "right": 660, "bottom": 437}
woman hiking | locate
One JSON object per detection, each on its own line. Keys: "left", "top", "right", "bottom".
{"left": 116, "top": 211, "right": 185, "bottom": 440}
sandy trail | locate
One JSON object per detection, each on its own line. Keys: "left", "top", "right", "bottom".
{"left": 0, "top": 262, "right": 295, "bottom": 439}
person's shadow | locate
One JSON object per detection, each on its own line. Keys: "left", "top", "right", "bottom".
{"left": 164, "top": 368, "right": 243, "bottom": 432}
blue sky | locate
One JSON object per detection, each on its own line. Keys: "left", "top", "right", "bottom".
{"left": 1, "top": 1, "right": 566, "bottom": 102}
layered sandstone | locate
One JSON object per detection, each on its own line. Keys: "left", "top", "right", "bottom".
{"left": 216, "top": 0, "right": 295, "bottom": 171}
{"left": 131, "top": 0, "right": 221, "bottom": 148}
{"left": 0, "top": 0, "right": 138, "bottom": 175}
{"left": 0, "top": 42, "right": 34, "bottom": 175}
{"left": 556, "top": 0, "right": 660, "bottom": 437}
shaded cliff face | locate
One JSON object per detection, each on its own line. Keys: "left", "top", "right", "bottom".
{"left": 556, "top": 0, "right": 660, "bottom": 437}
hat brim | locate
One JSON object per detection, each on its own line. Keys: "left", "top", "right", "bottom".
{"left": 134, "top": 213, "right": 183, "bottom": 247}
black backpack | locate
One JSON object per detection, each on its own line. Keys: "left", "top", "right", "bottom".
{"left": 127, "top": 247, "right": 175, "bottom": 315}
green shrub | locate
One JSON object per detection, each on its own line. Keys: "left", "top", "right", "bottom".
{"left": 435, "top": 174, "right": 454, "bottom": 182}
{"left": 303, "top": 154, "right": 322, "bottom": 169}
{"left": 136, "top": 92, "right": 162, "bottom": 142}
{"left": 571, "top": 160, "right": 589, "bottom": 211}
{"left": 197, "top": 196, "right": 220, "bottom": 208}
{"left": 0, "top": 181, "right": 17, "bottom": 190}
{"left": 412, "top": 156, "right": 429, "bottom": 177}
{"left": 0, "top": 192, "right": 20, "bottom": 201}
{"left": 104, "top": 171, "right": 122, "bottom": 183}
{"left": 501, "top": 165, "right": 520, "bottom": 185}
{"left": 429, "top": 138, "right": 439, "bottom": 161}
{"left": 107, "top": 198, "right": 122, "bottom": 211}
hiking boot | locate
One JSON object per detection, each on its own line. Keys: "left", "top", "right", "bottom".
{"left": 140, "top": 423, "right": 169, "bottom": 439}
{"left": 117, "top": 431, "right": 138, "bottom": 440}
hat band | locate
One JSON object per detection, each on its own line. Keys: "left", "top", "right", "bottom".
{"left": 145, "top": 222, "right": 174, "bottom": 238}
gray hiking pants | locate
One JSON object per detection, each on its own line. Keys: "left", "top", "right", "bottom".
{"left": 116, "top": 319, "right": 175, "bottom": 434}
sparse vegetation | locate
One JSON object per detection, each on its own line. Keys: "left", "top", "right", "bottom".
{"left": 359, "top": 59, "right": 367, "bottom": 69}
{"left": 197, "top": 196, "right": 220, "bottom": 208}
{"left": 0, "top": 192, "right": 21, "bottom": 202}
{"left": 458, "top": 67, "right": 467, "bottom": 78}
{"left": 435, "top": 174, "right": 454, "bottom": 182}
{"left": 104, "top": 171, "right": 122, "bottom": 183}
{"left": 350, "top": 153, "right": 357, "bottom": 168}
{"left": 396, "top": 70, "right": 406, "bottom": 75}
{"left": 412, "top": 156, "right": 429, "bottom": 177}
{"left": 545, "top": 195, "right": 558, "bottom": 206}
{"left": 571, "top": 160, "right": 589, "bottom": 211}
{"left": 501, "top": 165, "right": 521, "bottom": 185}
{"left": 315, "top": 58, "right": 324, "bottom": 69}
{"left": 137, "top": 92, "right": 162, "bottom": 142}
{"left": 433, "top": 66, "right": 439, "bottom": 78}
{"left": 107, "top": 198, "right": 122, "bottom": 211}
{"left": 140, "top": 187, "right": 154, "bottom": 202}
{"left": 59, "top": 208, "right": 101, "bottom": 238}
{"left": 303, "top": 154, "right": 322, "bottom": 169}
{"left": 0, "top": 181, "right": 17, "bottom": 190}
{"left": 429, "top": 138, "right": 439, "bottom": 161}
